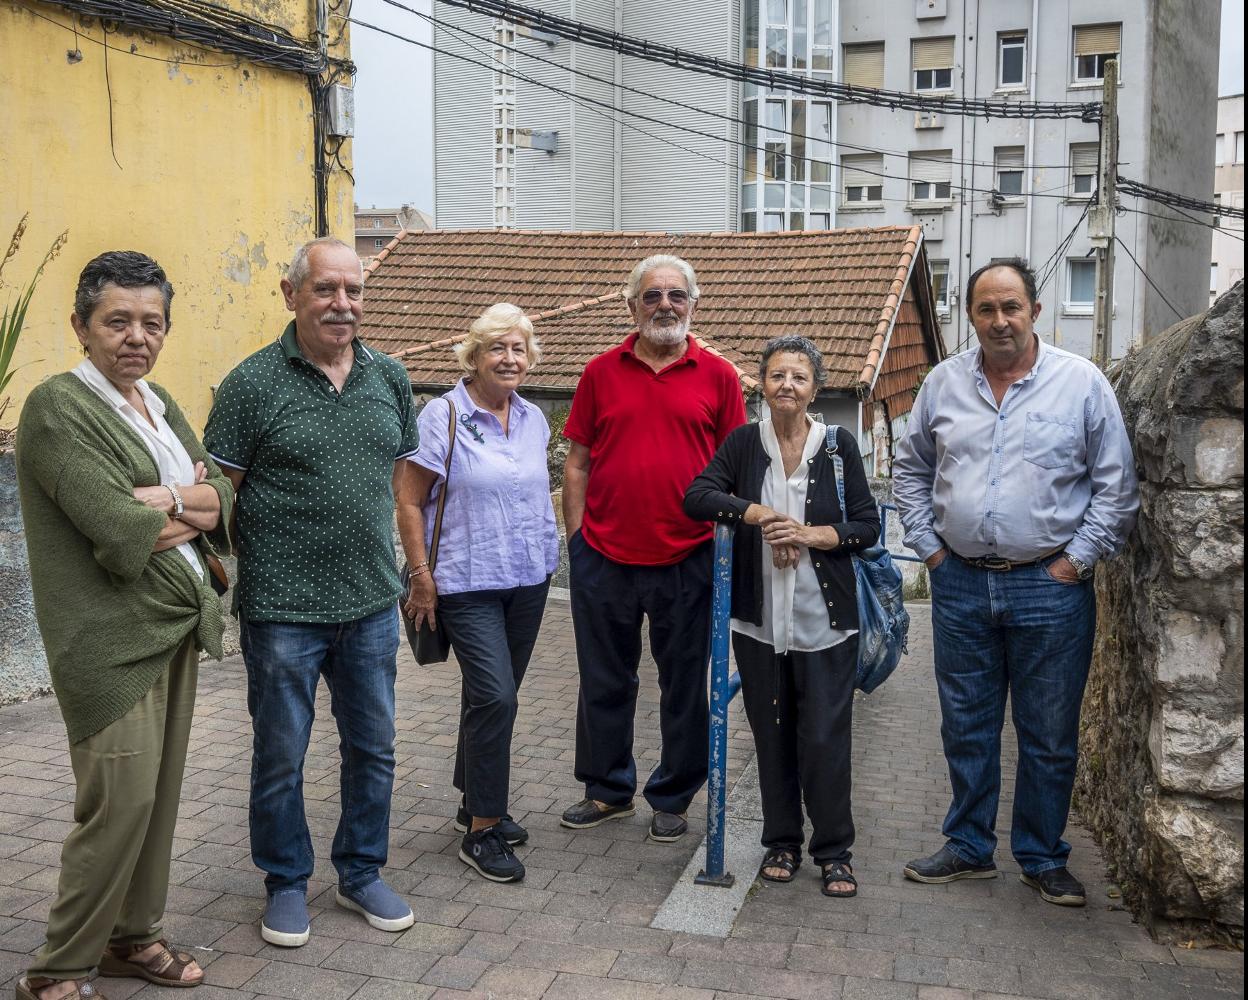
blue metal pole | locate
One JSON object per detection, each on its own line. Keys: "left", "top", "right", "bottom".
{"left": 696, "top": 523, "right": 736, "bottom": 888}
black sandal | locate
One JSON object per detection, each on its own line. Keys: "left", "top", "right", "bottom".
{"left": 821, "top": 861, "right": 858, "bottom": 897}
{"left": 758, "top": 848, "right": 801, "bottom": 883}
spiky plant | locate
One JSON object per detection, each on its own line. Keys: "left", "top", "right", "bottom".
{"left": 0, "top": 214, "right": 69, "bottom": 425}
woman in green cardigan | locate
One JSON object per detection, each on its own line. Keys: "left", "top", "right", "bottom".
{"left": 15, "top": 252, "right": 232, "bottom": 1000}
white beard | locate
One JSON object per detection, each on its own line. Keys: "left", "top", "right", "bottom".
{"left": 639, "top": 313, "right": 690, "bottom": 347}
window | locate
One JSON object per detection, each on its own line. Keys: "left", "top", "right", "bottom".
{"left": 1216, "top": 133, "right": 1226, "bottom": 165}
{"left": 842, "top": 153, "right": 884, "bottom": 206}
{"left": 930, "top": 259, "right": 950, "bottom": 314}
{"left": 1070, "top": 143, "right": 1098, "bottom": 196}
{"left": 912, "top": 37, "right": 954, "bottom": 92}
{"left": 843, "top": 42, "right": 885, "bottom": 88}
{"left": 742, "top": 3, "right": 837, "bottom": 233}
{"left": 995, "top": 147, "right": 1025, "bottom": 197}
{"left": 998, "top": 33, "right": 1026, "bottom": 89}
{"left": 1210, "top": 263, "right": 1218, "bottom": 294}
{"left": 372, "top": 218, "right": 383, "bottom": 229}
{"left": 1236, "top": 132, "right": 1245, "bottom": 163}
{"left": 909, "top": 150, "right": 952, "bottom": 202}
{"left": 1067, "top": 259, "right": 1096, "bottom": 310}
{"left": 373, "top": 238, "right": 386, "bottom": 249}
{"left": 1073, "top": 24, "right": 1120, "bottom": 82}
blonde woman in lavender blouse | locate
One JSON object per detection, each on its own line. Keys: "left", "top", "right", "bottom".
{"left": 399, "top": 303, "right": 560, "bottom": 884}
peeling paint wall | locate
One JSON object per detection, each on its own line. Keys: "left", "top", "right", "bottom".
{"left": 0, "top": 1, "right": 354, "bottom": 429}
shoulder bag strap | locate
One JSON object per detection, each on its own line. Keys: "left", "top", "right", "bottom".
{"left": 427, "top": 399, "right": 457, "bottom": 571}
{"left": 825, "top": 423, "right": 847, "bottom": 512}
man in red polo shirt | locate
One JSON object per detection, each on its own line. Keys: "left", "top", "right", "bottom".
{"left": 560, "top": 254, "right": 746, "bottom": 842}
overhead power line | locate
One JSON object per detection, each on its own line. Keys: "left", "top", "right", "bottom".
{"left": 348, "top": 15, "right": 1080, "bottom": 207}
{"left": 397, "top": 1, "right": 1079, "bottom": 173}
{"left": 430, "top": 0, "right": 1101, "bottom": 122}
{"left": 1114, "top": 235, "right": 1187, "bottom": 322}
{"left": 1118, "top": 177, "right": 1244, "bottom": 222}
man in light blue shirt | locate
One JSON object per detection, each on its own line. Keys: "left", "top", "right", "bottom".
{"left": 893, "top": 259, "right": 1138, "bottom": 907}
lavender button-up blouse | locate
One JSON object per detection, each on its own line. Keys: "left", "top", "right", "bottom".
{"left": 409, "top": 379, "right": 560, "bottom": 596}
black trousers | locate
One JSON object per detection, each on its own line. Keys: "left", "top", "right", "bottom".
{"left": 568, "top": 531, "right": 712, "bottom": 815}
{"left": 732, "top": 631, "right": 856, "bottom": 864}
{"left": 439, "top": 579, "right": 550, "bottom": 818}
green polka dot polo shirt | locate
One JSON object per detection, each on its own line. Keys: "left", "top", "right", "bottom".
{"left": 204, "top": 322, "right": 419, "bottom": 623}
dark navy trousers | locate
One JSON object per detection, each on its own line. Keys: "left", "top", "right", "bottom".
{"left": 568, "top": 530, "right": 712, "bottom": 815}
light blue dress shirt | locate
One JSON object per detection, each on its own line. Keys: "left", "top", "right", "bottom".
{"left": 410, "top": 379, "right": 560, "bottom": 595}
{"left": 893, "top": 337, "right": 1139, "bottom": 566}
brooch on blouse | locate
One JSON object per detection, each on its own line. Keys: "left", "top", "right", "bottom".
{"left": 459, "top": 413, "right": 485, "bottom": 444}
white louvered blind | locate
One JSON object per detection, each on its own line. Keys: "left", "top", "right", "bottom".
{"left": 996, "top": 147, "right": 1024, "bottom": 171}
{"left": 842, "top": 153, "right": 883, "bottom": 188}
{"left": 1070, "top": 143, "right": 1099, "bottom": 174}
{"left": 912, "top": 36, "right": 955, "bottom": 71}
{"left": 844, "top": 43, "right": 885, "bottom": 88}
{"left": 1074, "top": 24, "right": 1120, "bottom": 56}
{"left": 910, "top": 150, "right": 952, "bottom": 182}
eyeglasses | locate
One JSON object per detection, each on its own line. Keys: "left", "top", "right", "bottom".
{"left": 639, "top": 288, "right": 692, "bottom": 307}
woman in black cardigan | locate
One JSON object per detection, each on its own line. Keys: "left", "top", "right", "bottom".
{"left": 684, "top": 335, "right": 880, "bottom": 898}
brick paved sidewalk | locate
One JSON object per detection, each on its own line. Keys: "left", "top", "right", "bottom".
{"left": 0, "top": 601, "right": 1241, "bottom": 999}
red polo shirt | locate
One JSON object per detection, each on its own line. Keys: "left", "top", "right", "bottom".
{"left": 564, "top": 332, "right": 746, "bottom": 566}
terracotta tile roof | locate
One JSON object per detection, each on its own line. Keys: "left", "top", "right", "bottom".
{"left": 361, "top": 226, "right": 943, "bottom": 395}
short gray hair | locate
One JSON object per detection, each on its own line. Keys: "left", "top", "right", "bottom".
{"left": 759, "top": 335, "right": 828, "bottom": 390}
{"left": 285, "top": 237, "right": 362, "bottom": 289}
{"left": 624, "top": 254, "right": 700, "bottom": 303}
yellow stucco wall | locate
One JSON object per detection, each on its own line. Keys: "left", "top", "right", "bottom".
{"left": 0, "top": 1, "right": 354, "bottom": 428}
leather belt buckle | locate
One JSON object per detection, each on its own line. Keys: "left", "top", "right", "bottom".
{"left": 977, "top": 556, "right": 1015, "bottom": 571}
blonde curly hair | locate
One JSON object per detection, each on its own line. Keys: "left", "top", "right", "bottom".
{"left": 457, "top": 302, "right": 541, "bottom": 373}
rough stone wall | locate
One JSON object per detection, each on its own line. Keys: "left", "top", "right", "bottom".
{"left": 0, "top": 449, "right": 51, "bottom": 704}
{"left": 1075, "top": 281, "right": 1244, "bottom": 943}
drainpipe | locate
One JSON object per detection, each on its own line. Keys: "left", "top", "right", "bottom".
{"left": 1023, "top": 0, "right": 1039, "bottom": 270}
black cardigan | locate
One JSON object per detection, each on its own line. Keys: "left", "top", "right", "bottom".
{"left": 683, "top": 422, "right": 881, "bottom": 634}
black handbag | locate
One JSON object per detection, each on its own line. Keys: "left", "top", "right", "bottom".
{"left": 402, "top": 398, "right": 457, "bottom": 665}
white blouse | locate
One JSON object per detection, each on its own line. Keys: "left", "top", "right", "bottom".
{"left": 74, "top": 359, "right": 204, "bottom": 580}
{"left": 731, "top": 417, "right": 855, "bottom": 654}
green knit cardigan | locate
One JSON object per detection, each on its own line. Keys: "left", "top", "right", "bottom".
{"left": 16, "top": 373, "right": 234, "bottom": 744}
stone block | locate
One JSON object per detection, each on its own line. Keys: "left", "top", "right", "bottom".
{"left": 1148, "top": 705, "right": 1244, "bottom": 799}
{"left": 1144, "top": 487, "right": 1244, "bottom": 584}
{"left": 1145, "top": 796, "right": 1246, "bottom": 926}
{"left": 1147, "top": 609, "right": 1225, "bottom": 690}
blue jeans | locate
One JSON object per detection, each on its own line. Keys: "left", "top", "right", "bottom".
{"left": 930, "top": 554, "right": 1095, "bottom": 875}
{"left": 439, "top": 579, "right": 550, "bottom": 819}
{"left": 241, "top": 605, "right": 399, "bottom": 894}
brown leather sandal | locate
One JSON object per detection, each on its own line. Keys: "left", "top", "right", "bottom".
{"left": 98, "top": 939, "right": 202, "bottom": 988}
{"left": 16, "top": 977, "right": 107, "bottom": 1000}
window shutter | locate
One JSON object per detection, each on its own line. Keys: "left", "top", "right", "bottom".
{"left": 1071, "top": 143, "right": 1099, "bottom": 173}
{"left": 842, "top": 153, "right": 883, "bottom": 188}
{"left": 844, "top": 43, "right": 885, "bottom": 88}
{"left": 912, "top": 37, "right": 955, "bottom": 71}
{"left": 996, "top": 147, "right": 1024, "bottom": 170}
{"left": 910, "top": 150, "right": 952, "bottom": 183}
{"left": 1074, "top": 24, "right": 1120, "bottom": 56}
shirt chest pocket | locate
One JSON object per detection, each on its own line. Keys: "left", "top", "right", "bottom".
{"left": 1023, "top": 412, "right": 1078, "bottom": 470}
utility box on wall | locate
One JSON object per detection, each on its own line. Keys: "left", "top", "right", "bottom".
{"left": 915, "top": 0, "right": 947, "bottom": 19}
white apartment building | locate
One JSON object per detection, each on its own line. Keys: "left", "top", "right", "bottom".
{"left": 433, "top": 1, "right": 1218, "bottom": 356}
{"left": 1212, "top": 93, "right": 1245, "bottom": 304}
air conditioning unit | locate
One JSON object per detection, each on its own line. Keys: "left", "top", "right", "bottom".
{"left": 916, "top": 0, "right": 947, "bottom": 18}
{"left": 914, "top": 111, "right": 944, "bottom": 130}
{"left": 914, "top": 212, "right": 944, "bottom": 241}
{"left": 517, "top": 129, "right": 559, "bottom": 153}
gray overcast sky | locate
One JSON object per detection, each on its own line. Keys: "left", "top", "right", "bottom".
{"left": 351, "top": 0, "right": 1246, "bottom": 217}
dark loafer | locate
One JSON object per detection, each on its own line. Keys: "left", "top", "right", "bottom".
{"left": 1021, "top": 867, "right": 1086, "bottom": 906}
{"left": 454, "top": 805, "right": 529, "bottom": 846}
{"left": 647, "top": 811, "right": 688, "bottom": 842}
{"left": 903, "top": 845, "right": 998, "bottom": 883}
{"left": 560, "top": 798, "right": 636, "bottom": 829}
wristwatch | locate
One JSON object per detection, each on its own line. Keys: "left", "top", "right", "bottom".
{"left": 1063, "top": 553, "right": 1094, "bottom": 580}
{"left": 165, "top": 483, "right": 185, "bottom": 519}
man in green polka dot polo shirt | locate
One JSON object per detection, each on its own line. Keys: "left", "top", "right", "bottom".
{"left": 204, "top": 237, "right": 423, "bottom": 947}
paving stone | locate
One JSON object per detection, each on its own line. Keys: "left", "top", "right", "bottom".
{"left": 240, "top": 961, "right": 365, "bottom": 1000}
{"left": 419, "top": 955, "right": 489, "bottom": 990}
{"left": 507, "top": 938, "right": 619, "bottom": 976}
{"left": 544, "top": 973, "right": 716, "bottom": 1000}
{"left": 321, "top": 940, "right": 440, "bottom": 981}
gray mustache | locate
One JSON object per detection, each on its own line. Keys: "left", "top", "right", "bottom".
{"left": 320, "top": 311, "right": 356, "bottom": 324}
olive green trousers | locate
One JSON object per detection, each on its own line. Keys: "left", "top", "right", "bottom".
{"left": 28, "top": 634, "right": 198, "bottom": 980}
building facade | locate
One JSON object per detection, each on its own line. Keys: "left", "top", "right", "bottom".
{"left": 1212, "top": 94, "right": 1245, "bottom": 304}
{"left": 433, "top": 0, "right": 1219, "bottom": 358}
{"left": 1, "top": 0, "right": 354, "bottom": 428}
{"left": 355, "top": 204, "right": 433, "bottom": 260}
